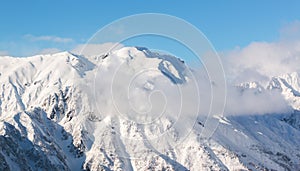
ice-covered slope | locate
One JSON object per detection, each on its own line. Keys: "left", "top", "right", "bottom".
{"left": 267, "top": 72, "right": 300, "bottom": 110}
{"left": 0, "top": 47, "right": 300, "bottom": 170}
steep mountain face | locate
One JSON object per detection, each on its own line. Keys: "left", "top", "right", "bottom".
{"left": 0, "top": 47, "right": 300, "bottom": 171}
{"left": 267, "top": 72, "right": 300, "bottom": 110}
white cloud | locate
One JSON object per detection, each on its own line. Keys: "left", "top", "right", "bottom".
{"left": 72, "top": 42, "right": 124, "bottom": 56}
{"left": 191, "top": 68, "right": 292, "bottom": 116}
{"left": 38, "top": 48, "right": 62, "bottom": 55}
{"left": 24, "top": 34, "right": 73, "bottom": 43}
{"left": 215, "top": 20, "right": 300, "bottom": 115}
{"left": 222, "top": 20, "right": 300, "bottom": 84}
{"left": 224, "top": 86, "right": 292, "bottom": 116}
{"left": 223, "top": 37, "right": 300, "bottom": 84}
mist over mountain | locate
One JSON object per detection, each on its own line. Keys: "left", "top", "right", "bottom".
{"left": 0, "top": 47, "right": 300, "bottom": 170}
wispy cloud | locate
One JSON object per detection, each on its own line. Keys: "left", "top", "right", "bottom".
{"left": 24, "top": 34, "right": 73, "bottom": 43}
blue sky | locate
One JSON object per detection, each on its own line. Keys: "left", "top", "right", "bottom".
{"left": 0, "top": 0, "right": 299, "bottom": 57}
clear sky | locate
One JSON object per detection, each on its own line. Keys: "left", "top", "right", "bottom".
{"left": 0, "top": 0, "right": 299, "bottom": 57}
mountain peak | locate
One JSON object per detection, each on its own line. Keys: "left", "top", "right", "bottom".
{"left": 1, "top": 47, "right": 300, "bottom": 170}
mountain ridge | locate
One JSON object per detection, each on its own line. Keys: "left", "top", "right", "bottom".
{"left": 0, "top": 47, "right": 300, "bottom": 170}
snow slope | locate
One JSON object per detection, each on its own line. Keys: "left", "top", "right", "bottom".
{"left": 0, "top": 47, "right": 299, "bottom": 170}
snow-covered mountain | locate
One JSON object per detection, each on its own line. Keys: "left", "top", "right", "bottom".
{"left": 0, "top": 47, "right": 300, "bottom": 171}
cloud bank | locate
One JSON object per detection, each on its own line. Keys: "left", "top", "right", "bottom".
{"left": 218, "top": 20, "right": 300, "bottom": 115}
{"left": 223, "top": 20, "right": 300, "bottom": 84}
